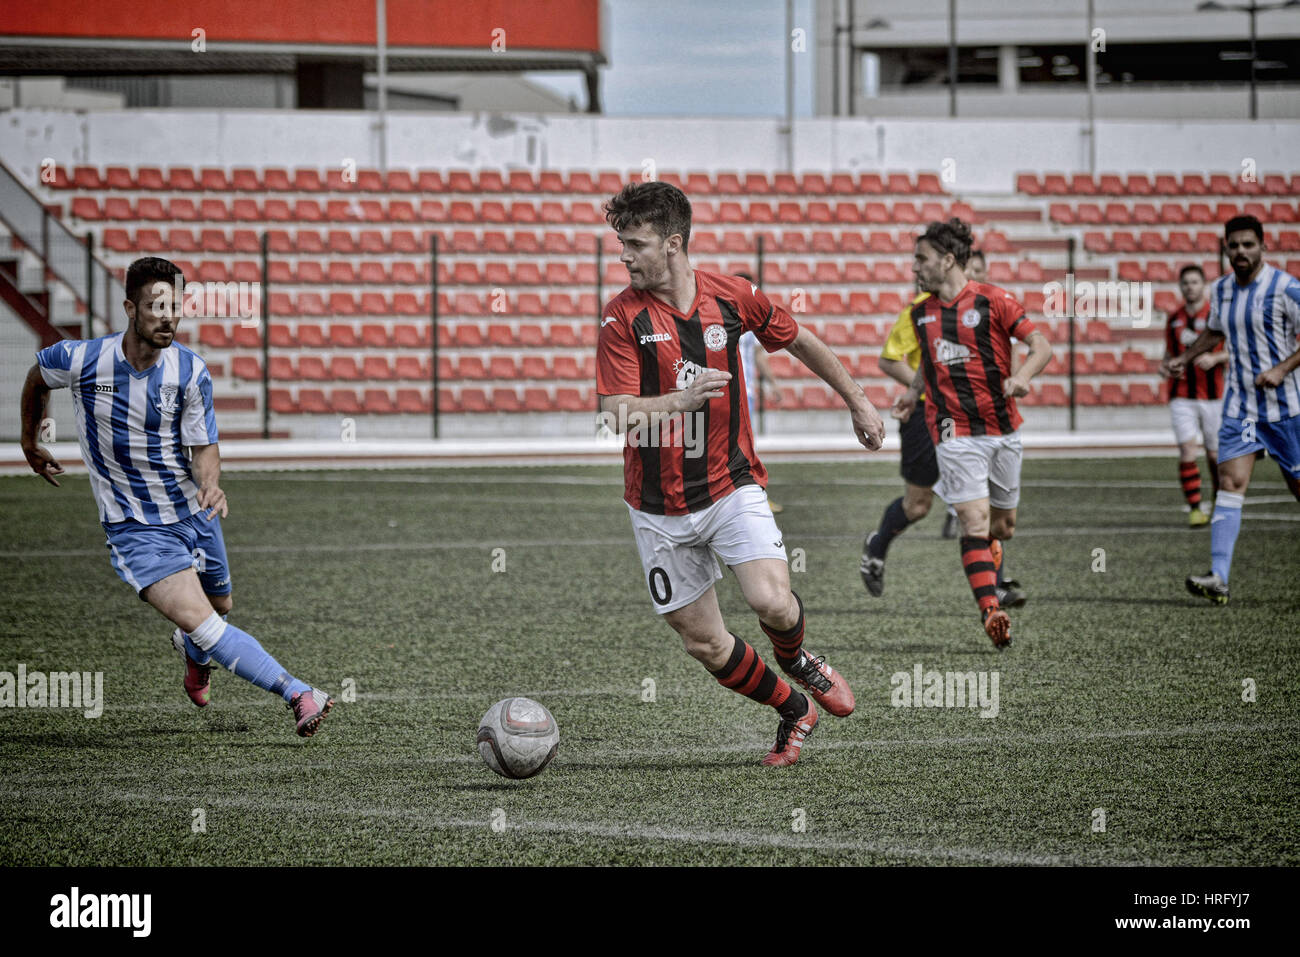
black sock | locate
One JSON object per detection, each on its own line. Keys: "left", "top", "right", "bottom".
{"left": 776, "top": 690, "right": 808, "bottom": 721}
{"left": 869, "top": 496, "right": 913, "bottom": 558}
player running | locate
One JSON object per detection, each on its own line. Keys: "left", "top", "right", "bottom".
{"left": 860, "top": 272, "right": 1026, "bottom": 608}
{"left": 1162, "top": 216, "right": 1300, "bottom": 604}
{"left": 19, "top": 257, "right": 334, "bottom": 736}
{"left": 1159, "top": 264, "right": 1228, "bottom": 527}
{"left": 893, "top": 221, "right": 1052, "bottom": 648}
{"left": 597, "top": 181, "right": 886, "bottom": 766}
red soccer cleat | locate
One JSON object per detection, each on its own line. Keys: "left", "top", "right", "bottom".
{"left": 171, "top": 627, "right": 212, "bottom": 707}
{"left": 982, "top": 606, "right": 1011, "bottom": 649}
{"left": 289, "top": 688, "right": 334, "bottom": 737}
{"left": 761, "top": 697, "right": 819, "bottom": 767}
{"left": 785, "top": 652, "right": 855, "bottom": 717}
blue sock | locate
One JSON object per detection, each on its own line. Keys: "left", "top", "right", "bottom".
{"left": 1209, "top": 491, "right": 1244, "bottom": 583}
{"left": 191, "top": 614, "right": 310, "bottom": 701}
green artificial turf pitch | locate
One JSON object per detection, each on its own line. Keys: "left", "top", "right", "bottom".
{"left": 1, "top": 457, "right": 1296, "bottom": 866}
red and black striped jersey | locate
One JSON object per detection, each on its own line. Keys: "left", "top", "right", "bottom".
{"left": 908, "top": 280, "right": 1038, "bottom": 444}
{"left": 596, "top": 269, "right": 799, "bottom": 515}
{"left": 1165, "top": 301, "right": 1224, "bottom": 401}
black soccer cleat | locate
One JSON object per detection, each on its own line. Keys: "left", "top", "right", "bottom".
{"left": 996, "top": 580, "right": 1027, "bottom": 609}
{"left": 1186, "top": 571, "right": 1229, "bottom": 605}
{"left": 860, "top": 532, "right": 885, "bottom": 597}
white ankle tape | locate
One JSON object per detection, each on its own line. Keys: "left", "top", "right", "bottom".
{"left": 189, "top": 611, "right": 226, "bottom": 651}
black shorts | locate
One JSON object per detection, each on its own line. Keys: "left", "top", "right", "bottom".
{"left": 900, "top": 399, "right": 940, "bottom": 487}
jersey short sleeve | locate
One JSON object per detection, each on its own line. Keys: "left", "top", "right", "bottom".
{"left": 739, "top": 282, "right": 799, "bottom": 352}
{"left": 881, "top": 310, "right": 920, "bottom": 364}
{"left": 1206, "top": 280, "right": 1224, "bottom": 333}
{"left": 35, "top": 340, "right": 77, "bottom": 389}
{"left": 596, "top": 304, "right": 641, "bottom": 396}
{"left": 181, "top": 360, "right": 219, "bottom": 446}
{"left": 994, "top": 289, "right": 1037, "bottom": 340}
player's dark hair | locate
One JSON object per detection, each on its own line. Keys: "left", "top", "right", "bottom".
{"left": 1178, "top": 264, "right": 1205, "bottom": 280}
{"left": 918, "top": 218, "right": 974, "bottom": 268}
{"left": 1223, "top": 215, "right": 1263, "bottom": 242}
{"left": 968, "top": 249, "right": 986, "bottom": 264}
{"left": 604, "top": 181, "right": 692, "bottom": 252}
{"left": 126, "top": 257, "right": 183, "bottom": 305}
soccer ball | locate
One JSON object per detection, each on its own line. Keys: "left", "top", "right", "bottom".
{"left": 476, "top": 697, "right": 559, "bottom": 779}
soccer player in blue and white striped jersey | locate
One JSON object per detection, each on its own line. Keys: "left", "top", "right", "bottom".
{"left": 1163, "top": 216, "right": 1300, "bottom": 604}
{"left": 19, "top": 257, "right": 334, "bottom": 734}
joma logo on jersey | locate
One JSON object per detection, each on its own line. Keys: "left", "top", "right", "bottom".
{"left": 94, "top": 384, "right": 117, "bottom": 394}
{"left": 640, "top": 332, "right": 671, "bottom": 345}
{"left": 934, "top": 339, "right": 972, "bottom": 366}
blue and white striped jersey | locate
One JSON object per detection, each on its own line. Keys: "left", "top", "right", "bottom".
{"left": 36, "top": 333, "right": 219, "bottom": 525}
{"left": 1207, "top": 263, "right": 1300, "bottom": 423}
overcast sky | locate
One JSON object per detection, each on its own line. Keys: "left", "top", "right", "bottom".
{"left": 526, "top": 0, "right": 817, "bottom": 116}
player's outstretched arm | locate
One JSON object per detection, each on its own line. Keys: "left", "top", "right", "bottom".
{"left": 1004, "top": 330, "right": 1052, "bottom": 397}
{"left": 893, "top": 366, "right": 925, "bottom": 423}
{"left": 1162, "top": 329, "right": 1224, "bottom": 377}
{"left": 190, "top": 443, "right": 227, "bottom": 518}
{"left": 786, "top": 327, "right": 885, "bottom": 449}
{"left": 19, "top": 365, "right": 63, "bottom": 487}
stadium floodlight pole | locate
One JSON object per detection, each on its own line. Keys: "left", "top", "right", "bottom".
{"left": 784, "top": 0, "right": 795, "bottom": 169}
{"left": 948, "top": 0, "right": 957, "bottom": 117}
{"left": 375, "top": 0, "right": 388, "bottom": 172}
{"left": 1084, "top": 2, "right": 1096, "bottom": 168}
{"left": 431, "top": 232, "right": 440, "bottom": 439}
{"left": 84, "top": 232, "right": 94, "bottom": 339}
{"left": 260, "top": 230, "right": 271, "bottom": 440}
{"left": 1196, "top": 0, "right": 1300, "bottom": 120}
{"left": 1067, "top": 235, "right": 1077, "bottom": 432}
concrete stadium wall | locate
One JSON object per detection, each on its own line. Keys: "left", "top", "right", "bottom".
{"left": 1, "top": 109, "right": 1297, "bottom": 195}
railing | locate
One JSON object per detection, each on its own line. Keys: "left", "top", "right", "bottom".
{"left": 0, "top": 159, "right": 125, "bottom": 336}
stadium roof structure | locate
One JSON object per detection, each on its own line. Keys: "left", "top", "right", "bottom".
{"left": 0, "top": 0, "right": 606, "bottom": 106}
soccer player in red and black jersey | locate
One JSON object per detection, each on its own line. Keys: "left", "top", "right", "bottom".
{"left": 894, "top": 220, "right": 1053, "bottom": 649}
{"left": 597, "top": 181, "right": 886, "bottom": 766}
{"left": 1158, "top": 264, "right": 1228, "bottom": 526}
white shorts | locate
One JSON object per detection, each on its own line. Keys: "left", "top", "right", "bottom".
{"left": 627, "top": 484, "right": 787, "bottom": 614}
{"left": 1169, "top": 397, "right": 1222, "bottom": 453}
{"left": 935, "top": 431, "right": 1023, "bottom": 509}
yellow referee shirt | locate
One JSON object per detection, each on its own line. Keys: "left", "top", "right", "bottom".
{"left": 881, "top": 292, "right": 930, "bottom": 398}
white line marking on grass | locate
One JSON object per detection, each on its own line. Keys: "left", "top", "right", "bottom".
{"left": 0, "top": 784, "right": 1095, "bottom": 865}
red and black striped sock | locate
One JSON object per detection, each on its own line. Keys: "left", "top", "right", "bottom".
{"left": 710, "top": 633, "right": 804, "bottom": 718}
{"left": 1179, "top": 460, "right": 1202, "bottom": 508}
{"left": 760, "top": 591, "right": 805, "bottom": 671}
{"left": 959, "top": 536, "right": 1000, "bottom": 613}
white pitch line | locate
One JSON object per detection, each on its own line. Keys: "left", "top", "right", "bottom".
{"left": 7, "top": 515, "right": 1300, "bottom": 562}
{"left": 0, "top": 784, "right": 1108, "bottom": 866}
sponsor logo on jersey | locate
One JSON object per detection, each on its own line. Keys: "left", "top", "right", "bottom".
{"left": 93, "top": 383, "right": 117, "bottom": 395}
{"left": 934, "top": 339, "right": 972, "bottom": 366}
{"left": 703, "top": 324, "right": 727, "bottom": 352}
{"left": 961, "top": 308, "right": 982, "bottom": 328}
{"left": 640, "top": 332, "right": 671, "bottom": 345}
{"left": 673, "top": 357, "right": 708, "bottom": 390}
{"left": 157, "top": 384, "right": 179, "bottom": 414}
{"left": 917, "top": 315, "right": 936, "bottom": 325}
{"left": 601, "top": 314, "right": 618, "bottom": 327}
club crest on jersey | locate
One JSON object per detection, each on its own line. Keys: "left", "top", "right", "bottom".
{"left": 934, "top": 339, "right": 972, "bottom": 366}
{"left": 156, "top": 384, "right": 179, "bottom": 413}
{"left": 703, "top": 324, "right": 727, "bottom": 352}
{"left": 673, "top": 357, "right": 707, "bottom": 390}
{"left": 961, "top": 309, "right": 982, "bottom": 328}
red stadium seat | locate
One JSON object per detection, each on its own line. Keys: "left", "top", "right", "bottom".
{"left": 297, "top": 323, "right": 327, "bottom": 347}
{"left": 329, "top": 357, "right": 363, "bottom": 381}
{"left": 298, "top": 357, "right": 329, "bottom": 381}
{"left": 269, "top": 389, "right": 298, "bottom": 414}
{"left": 293, "top": 169, "right": 325, "bottom": 192}
{"left": 857, "top": 173, "right": 885, "bottom": 194}
{"left": 262, "top": 168, "right": 291, "bottom": 190}
{"left": 396, "top": 388, "right": 432, "bottom": 414}
{"left": 363, "top": 389, "right": 398, "bottom": 414}
{"left": 329, "top": 389, "right": 363, "bottom": 415}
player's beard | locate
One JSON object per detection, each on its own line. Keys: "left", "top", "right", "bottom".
{"left": 135, "top": 315, "right": 174, "bottom": 348}
{"left": 1231, "top": 255, "right": 1257, "bottom": 282}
